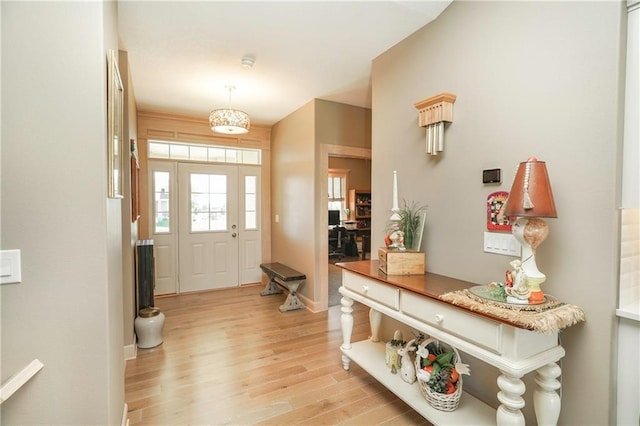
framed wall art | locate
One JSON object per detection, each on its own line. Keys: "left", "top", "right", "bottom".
{"left": 107, "top": 49, "right": 124, "bottom": 199}
{"left": 487, "top": 191, "right": 512, "bottom": 231}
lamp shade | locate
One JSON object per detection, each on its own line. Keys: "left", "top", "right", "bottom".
{"left": 209, "top": 108, "right": 250, "bottom": 135}
{"left": 503, "top": 158, "right": 558, "bottom": 218}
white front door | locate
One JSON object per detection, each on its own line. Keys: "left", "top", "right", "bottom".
{"left": 178, "top": 163, "right": 239, "bottom": 292}
{"left": 149, "top": 161, "right": 262, "bottom": 294}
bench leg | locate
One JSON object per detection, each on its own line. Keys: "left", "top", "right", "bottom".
{"left": 260, "top": 275, "right": 283, "bottom": 296}
{"left": 279, "top": 280, "right": 304, "bottom": 312}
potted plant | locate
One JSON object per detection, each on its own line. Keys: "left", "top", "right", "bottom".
{"left": 392, "top": 200, "right": 427, "bottom": 250}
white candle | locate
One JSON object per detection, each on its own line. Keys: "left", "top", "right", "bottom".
{"left": 392, "top": 170, "right": 399, "bottom": 211}
{"left": 390, "top": 170, "right": 401, "bottom": 221}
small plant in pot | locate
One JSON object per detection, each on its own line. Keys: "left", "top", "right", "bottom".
{"left": 398, "top": 200, "right": 427, "bottom": 250}
{"left": 385, "top": 200, "right": 427, "bottom": 250}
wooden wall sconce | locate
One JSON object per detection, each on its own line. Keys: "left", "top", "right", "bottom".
{"left": 414, "top": 93, "right": 456, "bottom": 156}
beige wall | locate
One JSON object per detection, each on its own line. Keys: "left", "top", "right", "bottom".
{"left": 315, "top": 99, "right": 372, "bottom": 148}
{"left": 1, "top": 1, "right": 125, "bottom": 424}
{"left": 371, "top": 1, "right": 624, "bottom": 424}
{"left": 270, "top": 101, "right": 317, "bottom": 301}
{"left": 271, "top": 99, "right": 371, "bottom": 309}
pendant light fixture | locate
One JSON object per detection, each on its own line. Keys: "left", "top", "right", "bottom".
{"left": 209, "top": 85, "right": 250, "bottom": 135}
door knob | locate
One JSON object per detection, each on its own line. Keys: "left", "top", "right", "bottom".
{"left": 232, "top": 233, "right": 237, "bottom": 238}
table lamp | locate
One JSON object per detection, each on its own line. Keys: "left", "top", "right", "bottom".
{"left": 503, "top": 158, "right": 558, "bottom": 304}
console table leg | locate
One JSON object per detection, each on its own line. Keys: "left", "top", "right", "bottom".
{"left": 534, "top": 362, "right": 562, "bottom": 426}
{"left": 369, "top": 309, "right": 381, "bottom": 342}
{"left": 496, "top": 372, "right": 526, "bottom": 426}
{"left": 340, "top": 295, "right": 354, "bottom": 370}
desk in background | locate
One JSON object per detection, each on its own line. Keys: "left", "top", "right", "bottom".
{"left": 345, "top": 228, "right": 370, "bottom": 259}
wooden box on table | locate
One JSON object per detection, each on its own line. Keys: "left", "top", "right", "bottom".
{"left": 378, "top": 247, "right": 425, "bottom": 275}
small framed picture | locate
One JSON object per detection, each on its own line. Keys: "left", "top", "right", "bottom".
{"left": 487, "top": 191, "right": 512, "bottom": 231}
{"left": 107, "top": 49, "right": 124, "bottom": 199}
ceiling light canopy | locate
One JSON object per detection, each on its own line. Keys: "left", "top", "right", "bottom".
{"left": 209, "top": 85, "right": 250, "bottom": 135}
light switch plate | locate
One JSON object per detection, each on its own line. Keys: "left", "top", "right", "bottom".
{"left": 483, "top": 232, "right": 521, "bottom": 257}
{"left": 0, "top": 249, "right": 22, "bottom": 284}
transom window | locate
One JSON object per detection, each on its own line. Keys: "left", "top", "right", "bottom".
{"left": 148, "top": 140, "right": 261, "bottom": 165}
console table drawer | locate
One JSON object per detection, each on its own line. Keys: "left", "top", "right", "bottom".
{"left": 342, "top": 271, "right": 400, "bottom": 310}
{"left": 401, "top": 291, "right": 503, "bottom": 353}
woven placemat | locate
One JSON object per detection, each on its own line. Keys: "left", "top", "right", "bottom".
{"left": 439, "top": 289, "right": 585, "bottom": 334}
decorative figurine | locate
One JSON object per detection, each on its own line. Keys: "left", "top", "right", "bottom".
{"left": 505, "top": 259, "right": 531, "bottom": 304}
{"left": 385, "top": 330, "right": 405, "bottom": 374}
{"left": 385, "top": 222, "right": 405, "bottom": 249}
{"left": 398, "top": 339, "right": 417, "bottom": 384}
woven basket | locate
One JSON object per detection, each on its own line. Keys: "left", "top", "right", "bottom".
{"left": 414, "top": 339, "right": 463, "bottom": 412}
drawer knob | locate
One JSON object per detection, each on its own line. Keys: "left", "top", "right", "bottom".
{"left": 362, "top": 285, "right": 369, "bottom": 293}
{"left": 434, "top": 314, "right": 444, "bottom": 323}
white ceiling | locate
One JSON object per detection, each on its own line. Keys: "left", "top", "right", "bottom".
{"left": 117, "top": 1, "right": 451, "bottom": 127}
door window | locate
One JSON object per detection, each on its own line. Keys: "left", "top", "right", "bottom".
{"left": 190, "top": 173, "right": 228, "bottom": 232}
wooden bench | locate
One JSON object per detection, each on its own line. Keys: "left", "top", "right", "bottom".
{"left": 259, "top": 262, "right": 306, "bottom": 312}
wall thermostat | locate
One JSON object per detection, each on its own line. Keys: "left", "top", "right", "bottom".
{"left": 483, "top": 168, "right": 501, "bottom": 184}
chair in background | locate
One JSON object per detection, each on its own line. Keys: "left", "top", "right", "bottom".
{"left": 361, "top": 233, "right": 371, "bottom": 260}
{"left": 329, "top": 226, "right": 348, "bottom": 260}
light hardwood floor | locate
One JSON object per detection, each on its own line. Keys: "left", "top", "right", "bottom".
{"left": 125, "top": 284, "right": 432, "bottom": 425}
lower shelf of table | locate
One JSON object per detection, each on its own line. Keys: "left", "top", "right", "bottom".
{"left": 341, "top": 340, "right": 496, "bottom": 425}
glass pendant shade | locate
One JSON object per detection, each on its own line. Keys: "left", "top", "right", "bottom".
{"left": 209, "top": 108, "right": 250, "bottom": 135}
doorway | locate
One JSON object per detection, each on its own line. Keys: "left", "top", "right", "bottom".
{"left": 149, "top": 160, "right": 262, "bottom": 294}
{"left": 318, "top": 145, "right": 372, "bottom": 310}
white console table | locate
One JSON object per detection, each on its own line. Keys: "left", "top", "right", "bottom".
{"left": 337, "top": 261, "right": 576, "bottom": 426}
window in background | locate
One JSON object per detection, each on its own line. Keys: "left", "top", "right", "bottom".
{"left": 328, "top": 169, "right": 348, "bottom": 220}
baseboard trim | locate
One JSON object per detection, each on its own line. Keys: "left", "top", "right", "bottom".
{"left": 298, "top": 292, "right": 320, "bottom": 312}
{"left": 121, "top": 402, "right": 129, "bottom": 426}
{"left": 124, "top": 341, "right": 137, "bottom": 361}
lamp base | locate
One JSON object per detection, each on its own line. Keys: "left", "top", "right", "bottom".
{"left": 526, "top": 275, "right": 546, "bottom": 304}
{"left": 528, "top": 291, "right": 545, "bottom": 304}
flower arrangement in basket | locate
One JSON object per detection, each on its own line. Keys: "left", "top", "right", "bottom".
{"left": 414, "top": 339, "right": 471, "bottom": 412}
